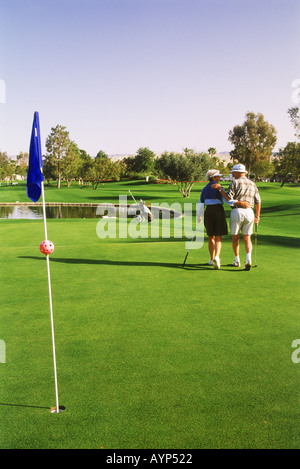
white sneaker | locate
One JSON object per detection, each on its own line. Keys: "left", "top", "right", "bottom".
{"left": 213, "top": 257, "right": 220, "bottom": 270}
{"left": 232, "top": 260, "right": 240, "bottom": 267}
{"left": 208, "top": 259, "right": 214, "bottom": 266}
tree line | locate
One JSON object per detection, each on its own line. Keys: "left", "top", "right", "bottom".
{"left": 1, "top": 108, "right": 299, "bottom": 195}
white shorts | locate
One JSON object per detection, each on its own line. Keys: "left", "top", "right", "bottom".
{"left": 230, "top": 208, "right": 254, "bottom": 236}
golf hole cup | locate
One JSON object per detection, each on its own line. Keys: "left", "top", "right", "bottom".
{"left": 40, "top": 240, "right": 54, "bottom": 255}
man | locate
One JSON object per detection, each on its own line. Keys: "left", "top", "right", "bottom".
{"left": 213, "top": 163, "right": 261, "bottom": 271}
{"left": 198, "top": 169, "right": 249, "bottom": 269}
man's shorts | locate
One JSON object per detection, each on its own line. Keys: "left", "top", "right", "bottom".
{"left": 230, "top": 208, "right": 254, "bottom": 235}
{"left": 204, "top": 204, "right": 228, "bottom": 236}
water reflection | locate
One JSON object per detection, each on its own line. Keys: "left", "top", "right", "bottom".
{"left": 0, "top": 205, "right": 100, "bottom": 219}
{"left": 0, "top": 204, "right": 179, "bottom": 220}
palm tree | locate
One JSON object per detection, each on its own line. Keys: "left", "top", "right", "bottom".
{"left": 208, "top": 147, "right": 217, "bottom": 161}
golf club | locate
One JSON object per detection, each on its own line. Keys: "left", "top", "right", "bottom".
{"left": 128, "top": 190, "right": 138, "bottom": 204}
{"left": 182, "top": 222, "right": 201, "bottom": 268}
{"left": 129, "top": 190, "right": 153, "bottom": 222}
{"left": 254, "top": 222, "right": 258, "bottom": 267}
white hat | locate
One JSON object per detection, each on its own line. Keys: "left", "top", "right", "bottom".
{"left": 206, "top": 169, "right": 223, "bottom": 180}
{"left": 231, "top": 164, "right": 248, "bottom": 173}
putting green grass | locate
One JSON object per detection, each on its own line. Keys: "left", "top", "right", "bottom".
{"left": 1, "top": 182, "right": 300, "bottom": 449}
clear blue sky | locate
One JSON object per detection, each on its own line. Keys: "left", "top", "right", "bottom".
{"left": 1, "top": 0, "right": 300, "bottom": 157}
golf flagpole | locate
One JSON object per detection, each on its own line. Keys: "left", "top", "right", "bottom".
{"left": 27, "top": 111, "right": 62, "bottom": 414}
{"left": 41, "top": 181, "right": 60, "bottom": 413}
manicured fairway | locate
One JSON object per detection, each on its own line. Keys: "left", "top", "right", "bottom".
{"left": 1, "top": 182, "right": 300, "bottom": 448}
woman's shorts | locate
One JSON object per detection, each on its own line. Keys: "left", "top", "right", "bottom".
{"left": 204, "top": 204, "right": 228, "bottom": 236}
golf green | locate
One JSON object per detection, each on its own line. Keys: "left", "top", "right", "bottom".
{"left": 1, "top": 181, "right": 300, "bottom": 449}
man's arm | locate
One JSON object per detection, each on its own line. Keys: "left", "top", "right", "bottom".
{"left": 254, "top": 185, "right": 261, "bottom": 224}
{"left": 215, "top": 185, "right": 229, "bottom": 201}
{"left": 212, "top": 184, "right": 250, "bottom": 208}
{"left": 255, "top": 203, "right": 261, "bottom": 224}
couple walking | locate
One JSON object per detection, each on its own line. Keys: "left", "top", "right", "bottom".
{"left": 197, "top": 164, "right": 261, "bottom": 271}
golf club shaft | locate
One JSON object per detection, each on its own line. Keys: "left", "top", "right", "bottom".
{"left": 182, "top": 222, "right": 200, "bottom": 267}
{"left": 182, "top": 251, "right": 189, "bottom": 267}
{"left": 129, "top": 190, "right": 138, "bottom": 204}
{"left": 254, "top": 223, "right": 258, "bottom": 266}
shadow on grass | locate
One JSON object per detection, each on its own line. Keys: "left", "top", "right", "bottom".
{"left": 257, "top": 234, "right": 300, "bottom": 248}
{"left": 261, "top": 204, "right": 300, "bottom": 216}
{"left": 184, "top": 263, "right": 254, "bottom": 272}
{"left": 19, "top": 255, "right": 188, "bottom": 269}
{"left": 0, "top": 402, "right": 49, "bottom": 410}
{"left": 86, "top": 194, "right": 185, "bottom": 203}
{"left": 19, "top": 256, "right": 250, "bottom": 272}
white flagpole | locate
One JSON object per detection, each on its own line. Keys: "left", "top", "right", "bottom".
{"left": 41, "top": 180, "right": 60, "bottom": 413}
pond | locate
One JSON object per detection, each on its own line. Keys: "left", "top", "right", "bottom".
{"left": 0, "top": 204, "right": 182, "bottom": 220}
{"left": 0, "top": 204, "right": 101, "bottom": 219}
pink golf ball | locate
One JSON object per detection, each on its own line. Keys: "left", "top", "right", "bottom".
{"left": 40, "top": 240, "right": 54, "bottom": 255}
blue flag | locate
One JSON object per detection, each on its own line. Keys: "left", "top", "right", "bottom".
{"left": 27, "top": 111, "right": 45, "bottom": 202}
